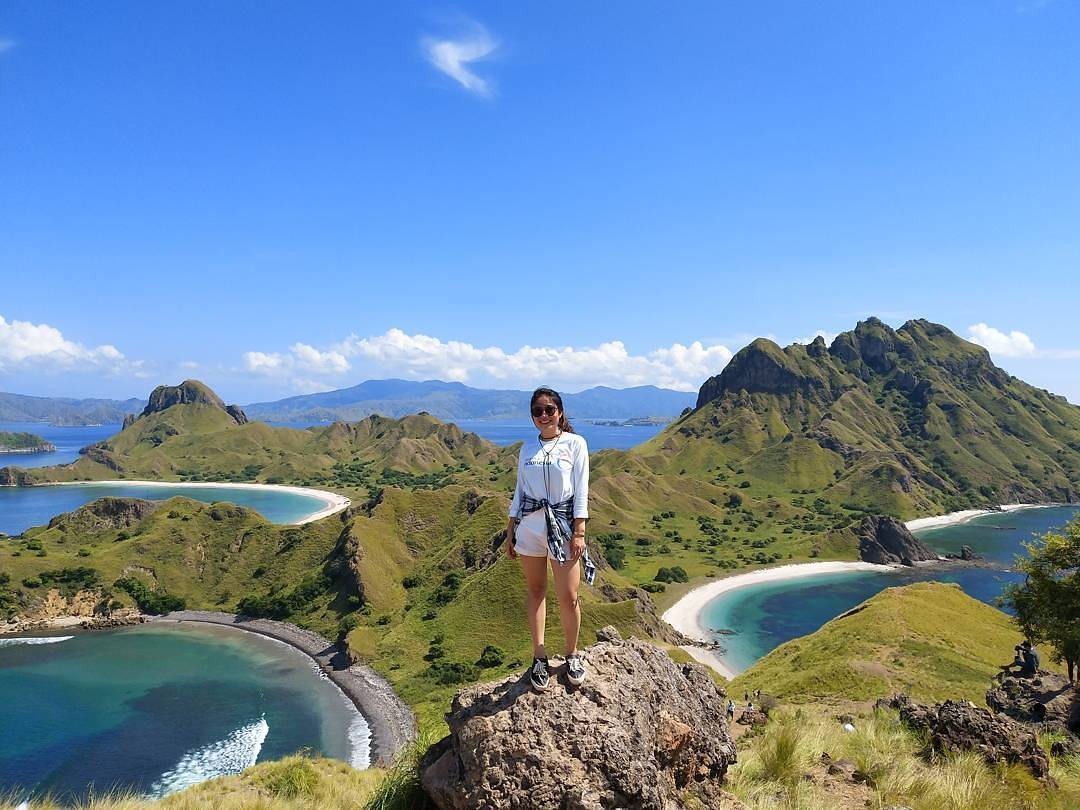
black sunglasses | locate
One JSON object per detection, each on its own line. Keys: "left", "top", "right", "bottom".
{"left": 531, "top": 405, "right": 558, "bottom": 418}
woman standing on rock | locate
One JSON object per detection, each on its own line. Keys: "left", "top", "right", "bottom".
{"left": 505, "top": 387, "right": 596, "bottom": 692}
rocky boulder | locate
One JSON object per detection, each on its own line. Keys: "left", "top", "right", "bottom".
{"left": 856, "top": 516, "right": 938, "bottom": 566}
{"left": 986, "top": 671, "right": 1080, "bottom": 735}
{"left": 882, "top": 694, "right": 1052, "bottom": 781}
{"left": 420, "top": 627, "right": 739, "bottom": 809}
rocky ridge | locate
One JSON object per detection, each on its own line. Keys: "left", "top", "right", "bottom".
{"left": 138, "top": 380, "right": 248, "bottom": 425}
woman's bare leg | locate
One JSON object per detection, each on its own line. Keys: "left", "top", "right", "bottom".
{"left": 551, "top": 558, "right": 581, "bottom": 656}
{"left": 519, "top": 554, "right": 549, "bottom": 658}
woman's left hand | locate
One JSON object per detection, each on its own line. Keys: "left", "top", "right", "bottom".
{"left": 570, "top": 534, "right": 585, "bottom": 561}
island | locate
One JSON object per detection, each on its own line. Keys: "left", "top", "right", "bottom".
{"left": 0, "top": 431, "right": 56, "bottom": 454}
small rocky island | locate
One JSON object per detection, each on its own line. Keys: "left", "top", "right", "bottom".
{"left": 0, "top": 431, "right": 55, "bottom": 455}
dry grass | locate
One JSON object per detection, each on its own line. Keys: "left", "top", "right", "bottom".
{"left": 729, "top": 706, "right": 1080, "bottom": 810}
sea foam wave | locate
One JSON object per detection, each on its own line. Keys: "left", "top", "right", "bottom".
{"left": 149, "top": 716, "right": 269, "bottom": 797}
{"left": 348, "top": 709, "right": 372, "bottom": 768}
{"left": 0, "top": 635, "right": 74, "bottom": 647}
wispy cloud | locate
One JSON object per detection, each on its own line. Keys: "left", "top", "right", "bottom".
{"left": 421, "top": 23, "right": 498, "bottom": 97}
{"left": 967, "top": 323, "right": 1037, "bottom": 357}
{"left": 0, "top": 38, "right": 15, "bottom": 54}
{"left": 0, "top": 314, "right": 141, "bottom": 375}
{"left": 792, "top": 330, "right": 837, "bottom": 346}
{"left": 244, "top": 329, "right": 734, "bottom": 393}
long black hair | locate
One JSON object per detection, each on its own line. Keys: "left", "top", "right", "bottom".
{"left": 530, "top": 386, "right": 574, "bottom": 433}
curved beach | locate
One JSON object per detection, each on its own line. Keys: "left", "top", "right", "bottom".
{"left": 155, "top": 611, "right": 416, "bottom": 767}
{"left": 48, "top": 480, "right": 351, "bottom": 524}
{"left": 666, "top": 503, "right": 1060, "bottom": 678}
{"left": 662, "top": 561, "right": 892, "bottom": 678}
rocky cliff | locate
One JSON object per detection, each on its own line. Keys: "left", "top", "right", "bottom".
{"left": 855, "top": 516, "right": 938, "bottom": 565}
{"left": 138, "top": 380, "right": 248, "bottom": 425}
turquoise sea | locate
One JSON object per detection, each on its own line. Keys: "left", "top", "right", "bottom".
{"left": 701, "top": 505, "right": 1080, "bottom": 674}
{"left": 0, "top": 483, "right": 333, "bottom": 536}
{"left": 0, "top": 623, "right": 369, "bottom": 802}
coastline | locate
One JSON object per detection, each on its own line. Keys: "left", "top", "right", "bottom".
{"left": 904, "top": 502, "right": 1059, "bottom": 532}
{"left": 665, "top": 503, "right": 1065, "bottom": 679}
{"left": 44, "top": 480, "right": 351, "bottom": 524}
{"left": 154, "top": 610, "right": 416, "bottom": 767}
{"left": 662, "top": 561, "right": 894, "bottom": 679}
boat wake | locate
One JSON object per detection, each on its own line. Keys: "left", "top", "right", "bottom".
{"left": 149, "top": 716, "right": 269, "bottom": 797}
{"left": 0, "top": 635, "right": 74, "bottom": 647}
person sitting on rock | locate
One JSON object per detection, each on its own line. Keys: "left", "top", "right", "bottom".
{"left": 505, "top": 387, "right": 595, "bottom": 692}
{"left": 1019, "top": 640, "right": 1040, "bottom": 677}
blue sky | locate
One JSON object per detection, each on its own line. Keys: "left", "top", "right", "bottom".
{"left": 2, "top": 1, "right": 1079, "bottom": 403}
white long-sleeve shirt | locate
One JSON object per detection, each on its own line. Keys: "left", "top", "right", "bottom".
{"left": 508, "top": 431, "right": 589, "bottom": 530}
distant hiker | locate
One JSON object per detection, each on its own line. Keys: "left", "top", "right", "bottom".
{"left": 743, "top": 691, "right": 749, "bottom": 702}
{"left": 754, "top": 688, "right": 761, "bottom": 699}
{"left": 505, "top": 387, "right": 595, "bottom": 692}
{"left": 1020, "top": 640, "right": 1040, "bottom": 676}
{"left": 999, "top": 640, "right": 1040, "bottom": 678}
{"left": 727, "top": 700, "right": 736, "bottom": 721}
{"left": 747, "top": 701, "right": 754, "bottom": 713}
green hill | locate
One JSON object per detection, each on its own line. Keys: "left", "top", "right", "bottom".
{"left": 729, "top": 582, "right": 1032, "bottom": 705}
{"left": 3, "top": 380, "right": 520, "bottom": 498}
{"left": 673, "top": 318, "right": 1080, "bottom": 517}
{"left": 0, "top": 431, "right": 54, "bottom": 452}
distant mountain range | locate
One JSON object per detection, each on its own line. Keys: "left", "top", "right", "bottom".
{"left": 243, "top": 380, "right": 696, "bottom": 422}
{"left": 0, "top": 392, "right": 144, "bottom": 426}
{"left": 0, "top": 380, "right": 696, "bottom": 427}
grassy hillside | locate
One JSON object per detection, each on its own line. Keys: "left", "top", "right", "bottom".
{"left": 730, "top": 582, "right": 1033, "bottom": 705}
{"left": 5, "top": 403, "right": 519, "bottom": 500}
{"left": 0, "top": 485, "right": 670, "bottom": 736}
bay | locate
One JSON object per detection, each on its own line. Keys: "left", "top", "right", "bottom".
{"left": 0, "top": 483, "right": 332, "bottom": 536}
{"left": 700, "top": 505, "right": 1080, "bottom": 674}
{"left": 0, "top": 622, "right": 368, "bottom": 802}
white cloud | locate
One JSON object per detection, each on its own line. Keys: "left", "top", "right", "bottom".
{"left": 967, "top": 323, "right": 1037, "bottom": 357}
{"left": 244, "top": 328, "right": 734, "bottom": 392}
{"left": 243, "top": 343, "right": 350, "bottom": 377}
{"left": 0, "top": 38, "right": 14, "bottom": 54}
{"left": 792, "top": 330, "right": 837, "bottom": 346}
{"left": 0, "top": 314, "right": 133, "bottom": 373}
{"left": 422, "top": 23, "right": 497, "bottom": 97}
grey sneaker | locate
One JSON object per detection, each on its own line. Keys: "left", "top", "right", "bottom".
{"left": 566, "top": 653, "right": 586, "bottom": 686}
{"left": 530, "top": 657, "right": 550, "bottom": 692}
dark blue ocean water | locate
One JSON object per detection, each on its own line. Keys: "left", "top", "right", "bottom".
{"left": 0, "top": 483, "right": 333, "bottom": 536}
{"left": 0, "top": 623, "right": 368, "bottom": 802}
{"left": 0, "top": 422, "right": 120, "bottom": 468}
{"left": 701, "top": 506, "right": 1080, "bottom": 674}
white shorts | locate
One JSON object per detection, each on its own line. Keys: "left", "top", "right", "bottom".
{"left": 513, "top": 512, "right": 553, "bottom": 558}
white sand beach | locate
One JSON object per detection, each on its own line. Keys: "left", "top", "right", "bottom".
{"left": 662, "top": 561, "right": 893, "bottom": 679}
{"left": 904, "top": 502, "right": 1058, "bottom": 533}
{"left": 48, "top": 480, "right": 350, "bottom": 524}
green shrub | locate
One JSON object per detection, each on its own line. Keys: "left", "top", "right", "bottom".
{"left": 477, "top": 645, "right": 505, "bottom": 668}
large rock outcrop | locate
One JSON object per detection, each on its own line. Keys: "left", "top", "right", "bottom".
{"left": 138, "top": 380, "right": 248, "bottom": 425}
{"left": 420, "top": 627, "right": 741, "bottom": 809}
{"left": 882, "top": 694, "right": 1052, "bottom": 781}
{"left": 856, "top": 516, "right": 938, "bottom": 566}
{"left": 47, "top": 496, "right": 158, "bottom": 532}
{"left": 986, "top": 671, "right": 1080, "bottom": 735}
